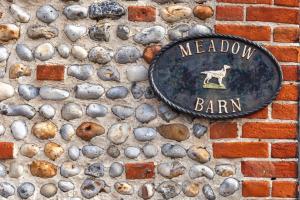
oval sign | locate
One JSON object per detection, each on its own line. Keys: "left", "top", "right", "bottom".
{"left": 149, "top": 35, "right": 282, "bottom": 119}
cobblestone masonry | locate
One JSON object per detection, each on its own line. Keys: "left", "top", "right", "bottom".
{"left": 0, "top": 0, "right": 299, "bottom": 199}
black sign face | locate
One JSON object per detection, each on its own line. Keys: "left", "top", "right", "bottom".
{"left": 149, "top": 35, "right": 282, "bottom": 119}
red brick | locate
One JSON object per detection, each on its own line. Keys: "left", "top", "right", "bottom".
{"left": 282, "top": 65, "right": 298, "bottom": 81}
{"left": 128, "top": 6, "right": 156, "bottom": 22}
{"left": 125, "top": 162, "right": 155, "bottom": 179}
{"left": 266, "top": 46, "right": 299, "bottom": 62}
{"left": 215, "top": 24, "right": 271, "bottom": 41}
{"left": 36, "top": 64, "right": 65, "bottom": 81}
{"left": 210, "top": 122, "right": 237, "bottom": 139}
{"left": 276, "top": 84, "right": 298, "bottom": 101}
{"left": 0, "top": 142, "right": 14, "bottom": 159}
{"left": 247, "top": 7, "right": 299, "bottom": 24}
{"left": 274, "top": 0, "right": 299, "bottom": 7}
{"left": 271, "top": 143, "right": 297, "bottom": 158}
{"left": 274, "top": 27, "right": 299, "bottom": 43}
{"left": 213, "top": 142, "right": 269, "bottom": 158}
{"left": 272, "top": 103, "right": 298, "bottom": 120}
{"left": 217, "top": 0, "right": 271, "bottom": 4}
{"left": 242, "top": 122, "right": 297, "bottom": 139}
{"left": 241, "top": 161, "right": 297, "bottom": 178}
{"left": 216, "top": 6, "right": 243, "bottom": 21}
{"left": 245, "top": 107, "right": 268, "bottom": 119}
{"left": 272, "top": 181, "right": 297, "bottom": 198}
{"left": 242, "top": 181, "right": 270, "bottom": 197}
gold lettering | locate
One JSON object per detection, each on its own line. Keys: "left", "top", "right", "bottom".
{"left": 242, "top": 45, "right": 256, "bottom": 59}
{"left": 206, "top": 100, "right": 214, "bottom": 113}
{"left": 218, "top": 100, "right": 228, "bottom": 113}
{"left": 220, "top": 40, "right": 229, "bottom": 52}
{"left": 195, "top": 40, "right": 205, "bottom": 54}
{"left": 230, "top": 98, "right": 241, "bottom": 112}
{"left": 232, "top": 42, "right": 240, "bottom": 54}
{"left": 208, "top": 40, "right": 216, "bottom": 52}
{"left": 195, "top": 98, "right": 204, "bottom": 111}
{"left": 179, "top": 43, "right": 192, "bottom": 57}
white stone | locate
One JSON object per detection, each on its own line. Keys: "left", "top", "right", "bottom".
{"left": 39, "top": 104, "right": 56, "bottom": 119}
{"left": 11, "top": 120, "right": 27, "bottom": 140}
{"left": 126, "top": 65, "right": 148, "bottom": 82}
{"left": 107, "top": 123, "right": 131, "bottom": 144}
{"left": 34, "top": 43, "right": 55, "bottom": 61}
{"left": 0, "top": 82, "right": 14, "bottom": 101}
{"left": 0, "top": 124, "right": 5, "bottom": 135}
{"left": 10, "top": 4, "right": 30, "bottom": 23}
{"left": 64, "top": 24, "right": 87, "bottom": 42}
{"left": 9, "top": 162, "right": 24, "bottom": 178}
{"left": 0, "top": 46, "right": 8, "bottom": 62}
{"left": 71, "top": 45, "right": 88, "bottom": 60}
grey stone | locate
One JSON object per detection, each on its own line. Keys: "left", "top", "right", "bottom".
{"left": 60, "top": 124, "right": 75, "bottom": 141}
{"left": 189, "top": 165, "right": 214, "bottom": 179}
{"left": 17, "top": 182, "right": 35, "bottom": 199}
{"left": 114, "top": 182, "right": 133, "bottom": 195}
{"left": 107, "top": 123, "right": 131, "bottom": 144}
{"left": 0, "top": 124, "right": 4, "bottom": 136}
{"left": 40, "top": 183, "right": 57, "bottom": 198}
{"left": 88, "top": 46, "right": 114, "bottom": 64}
{"left": 34, "top": 42, "right": 55, "bottom": 61}
{"left": 68, "top": 145, "right": 80, "bottom": 161}
{"left": 157, "top": 161, "right": 186, "bottom": 179}
{"left": 142, "top": 143, "right": 158, "bottom": 158}
{"left": 85, "top": 162, "right": 104, "bottom": 177}
{"left": 27, "top": 24, "right": 58, "bottom": 39}
{"left": 40, "top": 86, "right": 69, "bottom": 100}
{"left": 9, "top": 162, "right": 23, "bottom": 178}
{"left": 57, "top": 44, "right": 70, "bottom": 58}
{"left": 0, "top": 46, "right": 8, "bottom": 62}
{"left": 97, "top": 65, "right": 120, "bottom": 82}
{"left": 168, "top": 24, "right": 190, "bottom": 40}
{"left": 109, "top": 162, "right": 123, "bottom": 178}
{"left": 71, "top": 45, "right": 88, "bottom": 60}
{"left": 115, "top": 46, "right": 141, "bottom": 64}
{"left": 126, "top": 65, "right": 148, "bottom": 82}
{"left": 64, "top": 24, "right": 87, "bottom": 42}
{"left": 60, "top": 162, "right": 81, "bottom": 178}
{"left": 36, "top": 5, "right": 58, "bottom": 24}
{"left": 157, "top": 181, "right": 181, "bottom": 199}
{"left": 134, "top": 127, "right": 156, "bottom": 141}
{"left": 58, "top": 180, "right": 74, "bottom": 192}
{"left": 89, "top": 23, "right": 110, "bottom": 42}
{"left": 193, "top": 123, "right": 207, "bottom": 138}
{"left": 0, "top": 182, "right": 15, "bottom": 198}
{"left": 135, "top": 103, "right": 157, "bottom": 123}
{"left": 80, "top": 178, "right": 107, "bottom": 199}
{"left": 144, "top": 86, "right": 155, "bottom": 99}
{"left": 188, "top": 25, "right": 212, "bottom": 37}
{"left": 39, "top": 104, "right": 56, "bottom": 119}
{"left": 88, "top": 1, "right": 125, "bottom": 20}
{"left": 61, "top": 102, "right": 83, "bottom": 121}
{"left": 112, "top": 105, "right": 134, "bottom": 119}
{"left": 63, "top": 5, "right": 88, "bottom": 20}
{"left": 202, "top": 184, "right": 216, "bottom": 200}
{"left": 116, "top": 25, "right": 130, "bottom": 40}
{"left": 106, "top": 145, "right": 120, "bottom": 158}
{"left": 158, "top": 104, "right": 178, "bottom": 122}
{"left": 106, "top": 86, "right": 128, "bottom": 99}
{"left": 16, "top": 44, "right": 33, "bottom": 61}
{"left": 138, "top": 182, "right": 155, "bottom": 199}
{"left": 131, "top": 82, "right": 144, "bottom": 99}
{"left": 10, "top": 4, "right": 30, "bottom": 23}
{"left": 124, "top": 146, "right": 140, "bottom": 159}
{"left": 219, "top": 178, "right": 239, "bottom": 197}
{"left": 18, "top": 84, "right": 39, "bottom": 101}
{"left": 75, "top": 83, "right": 104, "bottom": 99}
{"left": 0, "top": 103, "right": 36, "bottom": 119}
{"left": 161, "top": 143, "right": 186, "bottom": 158}
{"left": 82, "top": 145, "right": 104, "bottom": 159}
{"left": 86, "top": 103, "right": 108, "bottom": 118}
{"left": 0, "top": 164, "right": 6, "bottom": 177}
{"left": 68, "top": 64, "right": 93, "bottom": 80}
{"left": 133, "top": 26, "right": 165, "bottom": 45}
{"left": 11, "top": 120, "right": 27, "bottom": 140}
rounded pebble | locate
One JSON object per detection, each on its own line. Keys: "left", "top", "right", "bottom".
{"left": 0, "top": 164, "right": 6, "bottom": 177}
{"left": 0, "top": 182, "right": 15, "bottom": 198}
{"left": 133, "top": 26, "right": 165, "bottom": 45}
{"left": 17, "top": 182, "right": 35, "bottom": 199}
{"left": 64, "top": 24, "right": 87, "bottom": 42}
{"left": 135, "top": 103, "right": 157, "bottom": 123}
{"left": 63, "top": 5, "right": 88, "bottom": 20}
{"left": 18, "top": 84, "right": 39, "bottom": 101}
{"left": 187, "top": 146, "right": 210, "bottom": 163}
{"left": 203, "top": 184, "right": 216, "bottom": 200}
{"left": 112, "top": 105, "right": 134, "bottom": 119}
{"left": 68, "top": 64, "right": 93, "bottom": 80}
{"left": 161, "top": 143, "right": 186, "bottom": 158}
{"left": 126, "top": 65, "right": 148, "bottom": 82}
{"left": 88, "top": 46, "right": 114, "bottom": 64}
{"left": 188, "top": 25, "right": 212, "bottom": 37}
{"left": 107, "top": 145, "right": 120, "bottom": 158}
{"left": 60, "top": 124, "right": 75, "bottom": 141}
{"left": 109, "top": 162, "right": 124, "bottom": 178}
{"left": 89, "top": 23, "right": 110, "bottom": 42}
{"left": 36, "top": 5, "right": 58, "bottom": 23}
{"left": 131, "top": 83, "right": 144, "bottom": 99}
{"left": 193, "top": 123, "right": 207, "bottom": 138}
{"left": 82, "top": 145, "right": 104, "bottom": 159}
{"left": 10, "top": 4, "right": 30, "bottom": 23}
{"left": 85, "top": 162, "right": 104, "bottom": 177}
{"left": 39, "top": 104, "right": 56, "bottom": 119}
{"left": 44, "top": 142, "right": 64, "bottom": 161}
{"left": 157, "top": 181, "right": 181, "bottom": 199}
{"left": 142, "top": 143, "right": 158, "bottom": 158}
{"left": 75, "top": 83, "right": 104, "bottom": 100}
{"left": 71, "top": 45, "right": 88, "bottom": 60}
{"left": 20, "top": 143, "right": 39, "bottom": 158}
{"left": 134, "top": 127, "right": 156, "bottom": 141}
{"left": 106, "top": 86, "right": 128, "bottom": 99}
{"left": 16, "top": 44, "right": 33, "bottom": 61}
{"left": 182, "top": 181, "right": 199, "bottom": 197}
{"left": 124, "top": 146, "right": 140, "bottom": 159}
{"left": 11, "top": 120, "right": 27, "bottom": 140}
{"left": 193, "top": 5, "right": 214, "bottom": 20}
{"left": 215, "top": 164, "right": 235, "bottom": 177}
{"left": 189, "top": 164, "right": 214, "bottom": 179}
{"left": 114, "top": 182, "right": 133, "bottom": 195}
{"left": 60, "top": 162, "right": 80, "bottom": 178}
{"left": 68, "top": 145, "right": 80, "bottom": 161}
{"left": 0, "top": 46, "right": 8, "bottom": 62}
{"left": 40, "top": 183, "right": 57, "bottom": 198}
{"left": 107, "top": 123, "right": 131, "bottom": 144}
{"left": 168, "top": 24, "right": 190, "bottom": 40}
{"left": 115, "top": 46, "right": 141, "bottom": 64}
{"left": 57, "top": 44, "right": 70, "bottom": 58}
{"left": 0, "top": 82, "right": 14, "bottom": 101}
{"left": 34, "top": 42, "right": 55, "bottom": 61}
{"left": 86, "top": 103, "right": 108, "bottom": 118}
{"left": 158, "top": 104, "right": 178, "bottom": 122}
{"left": 138, "top": 182, "right": 155, "bottom": 199}
{"left": 9, "top": 161, "right": 24, "bottom": 178}
{"left": 97, "top": 65, "right": 120, "bottom": 82}
{"left": 160, "top": 5, "right": 192, "bottom": 22}
{"left": 219, "top": 178, "right": 239, "bottom": 197}
{"left": 61, "top": 102, "right": 83, "bottom": 121}
{"left": 58, "top": 180, "right": 74, "bottom": 192}
{"left": 117, "top": 25, "right": 130, "bottom": 40}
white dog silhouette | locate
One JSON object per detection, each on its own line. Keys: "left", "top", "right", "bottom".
{"left": 201, "top": 65, "right": 231, "bottom": 87}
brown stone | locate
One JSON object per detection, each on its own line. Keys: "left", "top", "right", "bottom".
{"left": 29, "top": 160, "right": 57, "bottom": 178}
{"left": 9, "top": 64, "right": 31, "bottom": 79}
{"left": 128, "top": 6, "right": 156, "bottom": 22}
{"left": 44, "top": 142, "right": 64, "bottom": 160}
{"left": 125, "top": 162, "right": 155, "bottom": 179}
{"left": 36, "top": 64, "right": 65, "bottom": 81}
{"left": 0, "top": 142, "right": 14, "bottom": 159}
{"left": 32, "top": 121, "right": 57, "bottom": 140}
{"left": 187, "top": 146, "right": 210, "bottom": 163}
{"left": 157, "top": 123, "right": 189, "bottom": 141}
{"left": 76, "top": 122, "right": 105, "bottom": 141}
{"left": 0, "top": 24, "right": 20, "bottom": 43}
{"left": 143, "top": 45, "right": 161, "bottom": 64}
{"left": 182, "top": 181, "right": 200, "bottom": 197}
{"left": 193, "top": 5, "right": 214, "bottom": 20}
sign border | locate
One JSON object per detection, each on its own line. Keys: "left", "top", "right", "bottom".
{"left": 149, "top": 34, "right": 283, "bottom": 119}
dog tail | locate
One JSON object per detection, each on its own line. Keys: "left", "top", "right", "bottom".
{"left": 201, "top": 71, "right": 208, "bottom": 74}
